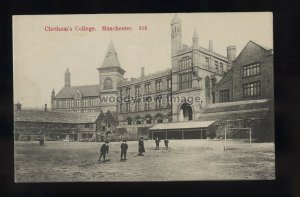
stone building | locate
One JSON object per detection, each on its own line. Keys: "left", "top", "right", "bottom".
{"left": 51, "top": 41, "right": 125, "bottom": 113}
{"left": 14, "top": 104, "right": 117, "bottom": 142}
{"left": 48, "top": 14, "right": 274, "bottom": 141}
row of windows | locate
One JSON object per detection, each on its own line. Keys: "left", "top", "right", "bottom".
{"left": 243, "top": 81, "right": 261, "bottom": 97}
{"left": 243, "top": 63, "right": 261, "bottom": 77}
{"left": 126, "top": 114, "right": 172, "bottom": 125}
{"left": 120, "top": 95, "right": 171, "bottom": 112}
{"left": 120, "top": 78, "right": 171, "bottom": 96}
{"left": 56, "top": 98, "right": 98, "bottom": 109}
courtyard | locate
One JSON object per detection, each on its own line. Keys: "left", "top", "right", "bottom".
{"left": 14, "top": 139, "right": 275, "bottom": 182}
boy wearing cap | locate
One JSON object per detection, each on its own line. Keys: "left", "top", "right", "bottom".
{"left": 120, "top": 140, "right": 128, "bottom": 161}
{"left": 99, "top": 141, "right": 109, "bottom": 162}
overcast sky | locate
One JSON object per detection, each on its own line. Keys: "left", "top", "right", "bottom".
{"left": 13, "top": 13, "right": 273, "bottom": 108}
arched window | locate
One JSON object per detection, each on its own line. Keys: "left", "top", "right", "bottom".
{"left": 135, "top": 116, "right": 142, "bottom": 125}
{"left": 104, "top": 77, "right": 113, "bottom": 89}
{"left": 127, "top": 117, "right": 132, "bottom": 125}
{"left": 155, "top": 114, "right": 164, "bottom": 123}
{"left": 144, "top": 115, "right": 152, "bottom": 124}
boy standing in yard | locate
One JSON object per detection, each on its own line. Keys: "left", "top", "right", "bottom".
{"left": 138, "top": 137, "right": 145, "bottom": 156}
{"left": 99, "top": 141, "right": 109, "bottom": 162}
{"left": 120, "top": 140, "right": 128, "bottom": 161}
{"left": 155, "top": 137, "right": 160, "bottom": 150}
{"left": 164, "top": 138, "right": 169, "bottom": 149}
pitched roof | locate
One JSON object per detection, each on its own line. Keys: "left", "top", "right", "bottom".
{"left": 56, "top": 85, "right": 100, "bottom": 99}
{"left": 14, "top": 110, "right": 101, "bottom": 124}
{"left": 101, "top": 41, "right": 122, "bottom": 68}
{"left": 204, "top": 99, "right": 270, "bottom": 114}
{"left": 149, "top": 121, "right": 216, "bottom": 131}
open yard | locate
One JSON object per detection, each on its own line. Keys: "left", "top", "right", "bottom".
{"left": 14, "top": 139, "right": 275, "bottom": 182}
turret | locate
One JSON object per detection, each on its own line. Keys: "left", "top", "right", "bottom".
{"left": 171, "top": 14, "right": 182, "bottom": 57}
{"left": 192, "top": 28, "right": 198, "bottom": 48}
{"left": 65, "top": 68, "right": 71, "bottom": 87}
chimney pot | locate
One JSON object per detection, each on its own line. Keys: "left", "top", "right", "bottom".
{"left": 209, "top": 40, "right": 213, "bottom": 51}
{"left": 141, "top": 67, "right": 145, "bottom": 78}
{"left": 227, "top": 46, "right": 236, "bottom": 61}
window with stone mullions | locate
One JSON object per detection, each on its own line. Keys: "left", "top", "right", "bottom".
{"left": 179, "top": 72, "right": 193, "bottom": 90}
{"left": 243, "top": 63, "right": 261, "bottom": 77}
{"left": 156, "top": 80, "right": 162, "bottom": 92}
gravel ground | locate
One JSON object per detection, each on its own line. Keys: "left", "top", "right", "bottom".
{"left": 14, "top": 139, "right": 275, "bottom": 182}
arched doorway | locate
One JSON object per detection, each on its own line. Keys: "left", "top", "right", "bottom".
{"left": 179, "top": 102, "right": 193, "bottom": 121}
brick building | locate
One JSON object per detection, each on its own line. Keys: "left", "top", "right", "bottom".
{"left": 211, "top": 40, "right": 274, "bottom": 103}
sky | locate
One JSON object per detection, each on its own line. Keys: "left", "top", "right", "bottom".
{"left": 13, "top": 13, "right": 273, "bottom": 108}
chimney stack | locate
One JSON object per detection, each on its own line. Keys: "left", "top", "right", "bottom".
{"left": 227, "top": 46, "right": 236, "bottom": 62}
{"left": 209, "top": 40, "right": 213, "bottom": 51}
{"left": 16, "top": 103, "right": 22, "bottom": 111}
{"left": 141, "top": 67, "right": 145, "bottom": 78}
{"left": 44, "top": 104, "right": 47, "bottom": 111}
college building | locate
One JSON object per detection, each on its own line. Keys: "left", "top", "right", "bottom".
{"left": 15, "top": 14, "right": 274, "bottom": 141}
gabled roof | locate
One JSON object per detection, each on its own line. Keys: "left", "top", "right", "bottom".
{"left": 149, "top": 120, "right": 216, "bottom": 131}
{"left": 234, "top": 40, "right": 273, "bottom": 62}
{"left": 100, "top": 41, "right": 122, "bottom": 68}
{"left": 56, "top": 85, "right": 100, "bottom": 99}
{"left": 14, "top": 110, "right": 101, "bottom": 124}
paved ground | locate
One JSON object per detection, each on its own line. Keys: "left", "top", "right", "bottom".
{"left": 14, "top": 139, "right": 275, "bottom": 182}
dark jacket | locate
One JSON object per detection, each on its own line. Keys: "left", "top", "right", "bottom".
{"left": 121, "top": 143, "right": 128, "bottom": 153}
{"left": 164, "top": 139, "right": 169, "bottom": 144}
{"left": 155, "top": 139, "right": 160, "bottom": 145}
{"left": 100, "top": 144, "right": 109, "bottom": 154}
{"left": 138, "top": 139, "right": 145, "bottom": 153}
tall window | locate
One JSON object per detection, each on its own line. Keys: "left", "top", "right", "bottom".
{"left": 219, "top": 89, "right": 229, "bottom": 102}
{"left": 145, "top": 97, "right": 151, "bottom": 110}
{"left": 179, "top": 72, "right": 193, "bottom": 90}
{"left": 167, "top": 78, "right": 171, "bottom": 90}
{"left": 135, "top": 85, "right": 140, "bottom": 95}
{"left": 220, "top": 63, "right": 224, "bottom": 74}
{"left": 135, "top": 100, "right": 140, "bottom": 111}
{"left": 125, "top": 102, "right": 130, "bottom": 112}
{"left": 243, "top": 81, "right": 261, "bottom": 97}
{"left": 156, "top": 80, "right": 162, "bottom": 92}
{"left": 155, "top": 96, "right": 162, "bottom": 109}
{"left": 104, "top": 77, "right": 113, "bottom": 89}
{"left": 76, "top": 99, "right": 80, "bottom": 107}
{"left": 243, "top": 63, "right": 261, "bottom": 77}
{"left": 215, "top": 61, "right": 219, "bottom": 73}
{"left": 167, "top": 93, "right": 171, "bottom": 106}
{"left": 205, "top": 57, "right": 210, "bottom": 69}
{"left": 145, "top": 83, "right": 150, "bottom": 94}
{"left": 125, "top": 87, "right": 131, "bottom": 97}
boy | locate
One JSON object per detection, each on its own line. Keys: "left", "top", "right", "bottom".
{"left": 120, "top": 140, "right": 128, "bottom": 161}
{"left": 99, "top": 141, "right": 109, "bottom": 162}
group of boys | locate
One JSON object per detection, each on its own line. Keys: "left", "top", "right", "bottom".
{"left": 98, "top": 137, "right": 169, "bottom": 162}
